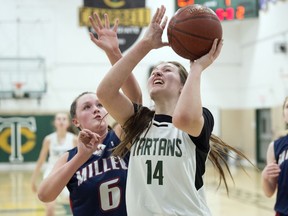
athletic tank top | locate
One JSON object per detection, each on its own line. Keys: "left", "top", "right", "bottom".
{"left": 274, "top": 135, "right": 288, "bottom": 215}
{"left": 44, "top": 132, "right": 75, "bottom": 178}
{"left": 67, "top": 130, "right": 129, "bottom": 216}
{"left": 126, "top": 107, "right": 213, "bottom": 216}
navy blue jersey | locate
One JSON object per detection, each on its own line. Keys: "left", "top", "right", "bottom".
{"left": 274, "top": 135, "right": 288, "bottom": 215}
{"left": 67, "top": 130, "right": 128, "bottom": 216}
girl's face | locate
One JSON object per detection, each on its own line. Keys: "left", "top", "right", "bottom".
{"left": 54, "top": 113, "right": 70, "bottom": 131}
{"left": 72, "top": 93, "right": 108, "bottom": 132}
{"left": 283, "top": 98, "right": 288, "bottom": 124}
{"left": 147, "top": 62, "right": 183, "bottom": 100}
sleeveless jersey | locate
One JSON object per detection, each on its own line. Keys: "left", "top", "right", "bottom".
{"left": 126, "top": 107, "right": 213, "bottom": 216}
{"left": 274, "top": 135, "right": 288, "bottom": 215}
{"left": 44, "top": 131, "right": 75, "bottom": 178}
{"left": 67, "top": 130, "right": 129, "bottom": 216}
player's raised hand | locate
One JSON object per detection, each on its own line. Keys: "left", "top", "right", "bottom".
{"left": 190, "top": 38, "right": 223, "bottom": 72}
{"left": 262, "top": 161, "right": 281, "bottom": 181}
{"left": 143, "top": 5, "right": 169, "bottom": 49}
{"left": 89, "top": 12, "right": 119, "bottom": 53}
{"left": 78, "top": 129, "right": 100, "bottom": 154}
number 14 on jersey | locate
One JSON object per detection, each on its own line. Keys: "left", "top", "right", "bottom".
{"left": 146, "top": 160, "right": 164, "bottom": 185}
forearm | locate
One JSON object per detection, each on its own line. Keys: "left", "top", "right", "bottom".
{"left": 175, "top": 37, "right": 222, "bottom": 125}
{"left": 97, "top": 39, "right": 151, "bottom": 101}
{"left": 105, "top": 47, "right": 122, "bottom": 65}
{"left": 105, "top": 45, "right": 142, "bottom": 104}
{"left": 261, "top": 176, "right": 277, "bottom": 197}
{"left": 31, "top": 160, "right": 44, "bottom": 181}
{"left": 121, "top": 74, "right": 142, "bottom": 104}
{"left": 181, "top": 68, "right": 203, "bottom": 120}
{"left": 173, "top": 65, "right": 203, "bottom": 131}
{"left": 38, "top": 154, "right": 88, "bottom": 202}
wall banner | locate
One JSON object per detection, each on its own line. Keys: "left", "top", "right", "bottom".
{"left": 0, "top": 115, "right": 55, "bottom": 163}
{"left": 79, "top": 0, "right": 151, "bottom": 52}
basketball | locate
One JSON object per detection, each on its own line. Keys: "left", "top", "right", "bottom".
{"left": 167, "top": 4, "right": 222, "bottom": 61}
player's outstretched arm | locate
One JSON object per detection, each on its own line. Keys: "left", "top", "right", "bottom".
{"left": 173, "top": 39, "right": 223, "bottom": 137}
{"left": 261, "top": 142, "right": 280, "bottom": 197}
{"left": 97, "top": 5, "right": 168, "bottom": 125}
{"left": 89, "top": 12, "right": 142, "bottom": 104}
{"left": 38, "top": 131, "right": 100, "bottom": 202}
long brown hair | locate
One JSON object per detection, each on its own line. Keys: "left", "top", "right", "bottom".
{"left": 112, "top": 61, "right": 253, "bottom": 193}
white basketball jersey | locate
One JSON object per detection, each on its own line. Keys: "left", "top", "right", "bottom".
{"left": 126, "top": 113, "right": 212, "bottom": 216}
{"left": 44, "top": 132, "right": 75, "bottom": 178}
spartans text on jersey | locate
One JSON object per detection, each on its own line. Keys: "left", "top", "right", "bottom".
{"left": 132, "top": 137, "right": 182, "bottom": 157}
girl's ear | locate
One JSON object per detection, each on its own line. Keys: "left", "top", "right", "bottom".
{"left": 72, "top": 118, "right": 80, "bottom": 128}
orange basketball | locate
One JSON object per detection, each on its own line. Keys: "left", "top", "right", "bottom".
{"left": 167, "top": 4, "right": 222, "bottom": 61}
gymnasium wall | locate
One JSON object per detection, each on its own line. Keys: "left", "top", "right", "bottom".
{"left": 0, "top": 0, "right": 288, "bottom": 164}
{"left": 2, "top": 0, "right": 288, "bottom": 112}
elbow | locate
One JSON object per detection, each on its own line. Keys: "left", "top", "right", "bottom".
{"left": 262, "top": 184, "right": 275, "bottom": 198}
{"left": 172, "top": 111, "right": 203, "bottom": 136}
{"left": 97, "top": 85, "right": 120, "bottom": 108}
{"left": 172, "top": 113, "right": 186, "bottom": 129}
{"left": 263, "top": 190, "right": 274, "bottom": 198}
{"left": 261, "top": 181, "right": 276, "bottom": 198}
{"left": 96, "top": 84, "right": 114, "bottom": 105}
{"left": 96, "top": 85, "right": 106, "bottom": 103}
{"left": 38, "top": 188, "right": 55, "bottom": 203}
{"left": 172, "top": 112, "right": 194, "bottom": 130}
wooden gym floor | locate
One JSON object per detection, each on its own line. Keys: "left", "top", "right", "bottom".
{"left": 0, "top": 164, "right": 275, "bottom": 216}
